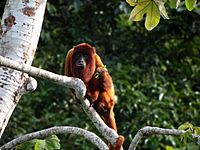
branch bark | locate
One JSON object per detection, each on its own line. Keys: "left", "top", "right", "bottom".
{"left": 0, "top": 56, "right": 86, "bottom": 100}
{"left": 0, "top": 56, "right": 122, "bottom": 149}
{"left": 128, "top": 126, "right": 200, "bottom": 150}
{"left": 0, "top": 126, "right": 108, "bottom": 150}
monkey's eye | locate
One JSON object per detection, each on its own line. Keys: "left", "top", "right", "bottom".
{"left": 83, "top": 54, "right": 89, "bottom": 60}
{"left": 73, "top": 53, "right": 81, "bottom": 59}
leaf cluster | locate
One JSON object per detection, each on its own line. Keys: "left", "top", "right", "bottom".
{"left": 16, "top": 135, "right": 60, "bottom": 150}
{"left": 126, "top": 0, "right": 198, "bottom": 30}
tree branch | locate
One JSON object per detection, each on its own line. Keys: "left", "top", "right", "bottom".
{"left": 0, "top": 56, "right": 86, "bottom": 100}
{"left": 0, "top": 56, "right": 121, "bottom": 149}
{"left": 128, "top": 126, "right": 200, "bottom": 150}
{"left": 19, "top": 77, "right": 38, "bottom": 95}
{"left": 0, "top": 126, "right": 108, "bottom": 150}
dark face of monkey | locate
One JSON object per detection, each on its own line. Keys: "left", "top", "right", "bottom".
{"left": 71, "top": 47, "right": 95, "bottom": 83}
{"left": 73, "top": 52, "right": 88, "bottom": 69}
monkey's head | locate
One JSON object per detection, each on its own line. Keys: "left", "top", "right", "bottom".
{"left": 71, "top": 43, "right": 96, "bottom": 83}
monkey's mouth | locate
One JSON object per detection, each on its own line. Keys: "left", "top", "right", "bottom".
{"left": 77, "top": 64, "right": 85, "bottom": 69}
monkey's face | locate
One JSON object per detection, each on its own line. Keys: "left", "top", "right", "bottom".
{"left": 73, "top": 52, "right": 88, "bottom": 70}
{"left": 71, "top": 48, "right": 95, "bottom": 83}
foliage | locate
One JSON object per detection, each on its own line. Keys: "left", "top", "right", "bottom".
{"left": 0, "top": 0, "right": 200, "bottom": 150}
{"left": 178, "top": 122, "right": 200, "bottom": 144}
{"left": 178, "top": 123, "right": 200, "bottom": 134}
{"left": 185, "top": 0, "right": 197, "bottom": 11}
{"left": 126, "top": 0, "right": 198, "bottom": 30}
{"left": 16, "top": 135, "right": 60, "bottom": 150}
{"left": 165, "top": 143, "right": 199, "bottom": 150}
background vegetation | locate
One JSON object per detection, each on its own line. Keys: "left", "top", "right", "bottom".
{"left": 0, "top": 0, "right": 200, "bottom": 149}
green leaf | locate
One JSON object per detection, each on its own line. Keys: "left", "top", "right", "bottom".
{"left": 178, "top": 122, "right": 194, "bottom": 131}
{"left": 193, "top": 126, "right": 200, "bottom": 135}
{"left": 155, "top": 0, "right": 169, "bottom": 19}
{"left": 185, "top": 0, "right": 197, "bottom": 11}
{"left": 178, "top": 123, "right": 196, "bottom": 144}
{"left": 129, "top": 0, "right": 161, "bottom": 30}
{"left": 126, "top": 0, "right": 151, "bottom": 6}
{"left": 16, "top": 135, "right": 60, "bottom": 150}
{"left": 45, "top": 135, "right": 60, "bottom": 150}
{"left": 180, "top": 131, "right": 192, "bottom": 144}
{"left": 145, "top": 1, "right": 160, "bottom": 30}
{"left": 126, "top": 0, "right": 137, "bottom": 6}
{"left": 169, "top": 0, "right": 180, "bottom": 9}
{"left": 129, "top": 2, "right": 149, "bottom": 21}
{"left": 16, "top": 140, "right": 36, "bottom": 150}
{"left": 33, "top": 135, "right": 60, "bottom": 150}
{"left": 34, "top": 139, "right": 45, "bottom": 150}
{"left": 165, "top": 145, "right": 174, "bottom": 150}
{"left": 47, "top": 3, "right": 57, "bottom": 15}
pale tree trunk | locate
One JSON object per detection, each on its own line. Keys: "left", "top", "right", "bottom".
{"left": 0, "top": 0, "right": 47, "bottom": 138}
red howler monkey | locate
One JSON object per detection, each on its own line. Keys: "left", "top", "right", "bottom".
{"left": 65, "top": 43, "right": 104, "bottom": 85}
{"left": 65, "top": 43, "right": 124, "bottom": 150}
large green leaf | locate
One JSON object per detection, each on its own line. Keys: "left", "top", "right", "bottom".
{"left": 128, "top": 0, "right": 160, "bottom": 30}
{"left": 185, "top": 0, "right": 197, "bottom": 11}
{"left": 145, "top": 1, "right": 160, "bottom": 30}
{"left": 129, "top": 2, "right": 149, "bottom": 21}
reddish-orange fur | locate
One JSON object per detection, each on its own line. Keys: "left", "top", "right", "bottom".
{"left": 65, "top": 43, "right": 124, "bottom": 150}
{"left": 90, "top": 67, "right": 117, "bottom": 131}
